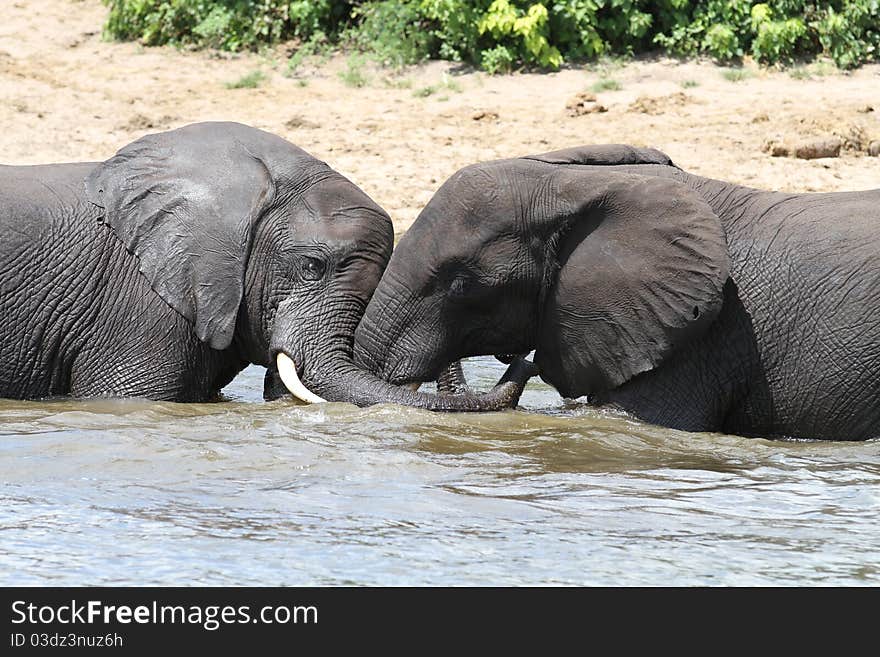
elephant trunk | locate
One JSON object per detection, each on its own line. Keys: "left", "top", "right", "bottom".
{"left": 435, "top": 360, "right": 471, "bottom": 395}
{"left": 276, "top": 350, "right": 535, "bottom": 412}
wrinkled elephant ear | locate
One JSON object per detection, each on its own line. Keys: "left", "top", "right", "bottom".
{"left": 85, "top": 122, "right": 302, "bottom": 350}
{"left": 535, "top": 170, "right": 729, "bottom": 397}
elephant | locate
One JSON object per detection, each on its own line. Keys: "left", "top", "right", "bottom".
{"left": 353, "top": 144, "right": 880, "bottom": 441}
{"left": 0, "top": 121, "right": 532, "bottom": 409}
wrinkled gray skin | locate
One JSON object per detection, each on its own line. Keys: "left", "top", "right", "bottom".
{"left": 0, "top": 122, "right": 529, "bottom": 409}
{"left": 354, "top": 144, "right": 880, "bottom": 440}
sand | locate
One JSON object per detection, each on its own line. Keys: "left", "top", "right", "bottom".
{"left": 1, "top": 0, "right": 878, "bottom": 236}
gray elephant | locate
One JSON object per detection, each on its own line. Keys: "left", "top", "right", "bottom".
{"left": 353, "top": 144, "right": 880, "bottom": 440}
{"left": 0, "top": 121, "right": 531, "bottom": 408}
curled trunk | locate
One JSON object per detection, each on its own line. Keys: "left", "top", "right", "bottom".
{"left": 435, "top": 360, "right": 471, "bottom": 396}
{"left": 276, "top": 352, "right": 536, "bottom": 412}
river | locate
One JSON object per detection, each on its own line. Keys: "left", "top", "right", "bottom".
{"left": 2, "top": 358, "right": 878, "bottom": 585}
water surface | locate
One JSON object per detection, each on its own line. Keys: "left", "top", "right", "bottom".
{"left": 2, "top": 358, "right": 878, "bottom": 585}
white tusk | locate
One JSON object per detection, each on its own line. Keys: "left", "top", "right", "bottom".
{"left": 276, "top": 353, "right": 327, "bottom": 404}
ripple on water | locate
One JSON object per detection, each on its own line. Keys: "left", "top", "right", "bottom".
{"left": 1, "top": 360, "right": 879, "bottom": 585}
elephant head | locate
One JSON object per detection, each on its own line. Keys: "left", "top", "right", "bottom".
{"left": 85, "top": 122, "right": 529, "bottom": 409}
{"left": 354, "top": 145, "right": 730, "bottom": 400}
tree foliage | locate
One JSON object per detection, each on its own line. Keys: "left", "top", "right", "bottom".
{"left": 104, "top": 0, "right": 880, "bottom": 71}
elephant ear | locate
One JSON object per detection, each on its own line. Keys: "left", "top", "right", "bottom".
{"left": 85, "top": 122, "right": 288, "bottom": 350}
{"left": 534, "top": 170, "right": 729, "bottom": 397}
{"left": 522, "top": 144, "right": 674, "bottom": 167}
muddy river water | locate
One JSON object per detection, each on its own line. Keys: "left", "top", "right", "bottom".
{"left": 2, "top": 357, "right": 878, "bottom": 585}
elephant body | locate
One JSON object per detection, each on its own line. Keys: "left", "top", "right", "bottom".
{"left": 0, "top": 122, "right": 530, "bottom": 409}
{"left": 0, "top": 122, "right": 395, "bottom": 403}
{"left": 355, "top": 146, "right": 880, "bottom": 440}
{"left": 594, "top": 166, "right": 880, "bottom": 440}
{"left": 1, "top": 162, "right": 242, "bottom": 400}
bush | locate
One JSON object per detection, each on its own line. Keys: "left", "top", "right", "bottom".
{"left": 344, "top": 1, "right": 434, "bottom": 68}
{"left": 477, "top": 1, "right": 562, "bottom": 69}
{"left": 814, "top": 1, "right": 880, "bottom": 69}
{"left": 652, "top": 0, "right": 879, "bottom": 68}
{"left": 103, "top": 1, "right": 880, "bottom": 72}
{"left": 104, "top": 1, "right": 353, "bottom": 51}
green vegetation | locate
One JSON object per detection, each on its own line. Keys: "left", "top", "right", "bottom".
{"left": 225, "top": 70, "right": 266, "bottom": 89}
{"left": 413, "top": 84, "right": 437, "bottom": 97}
{"left": 105, "top": 0, "right": 350, "bottom": 51}
{"left": 480, "top": 45, "right": 516, "bottom": 74}
{"left": 383, "top": 76, "right": 413, "bottom": 89}
{"left": 721, "top": 67, "right": 753, "bottom": 82}
{"left": 590, "top": 77, "right": 621, "bottom": 92}
{"left": 338, "top": 54, "right": 369, "bottom": 87}
{"left": 789, "top": 58, "right": 838, "bottom": 79}
{"left": 412, "top": 74, "right": 462, "bottom": 97}
{"left": 442, "top": 74, "right": 462, "bottom": 93}
{"left": 680, "top": 79, "right": 699, "bottom": 88}
{"left": 346, "top": 0, "right": 435, "bottom": 68}
{"left": 104, "top": 1, "right": 880, "bottom": 73}
{"left": 285, "top": 32, "right": 334, "bottom": 76}
{"left": 811, "top": 59, "right": 838, "bottom": 75}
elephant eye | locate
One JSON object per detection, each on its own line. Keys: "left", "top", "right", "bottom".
{"left": 449, "top": 273, "right": 489, "bottom": 302}
{"left": 449, "top": 274, "right": 471, "bottom": 298}
{"left": 301, "top": 257, "right": 327, "bottom": 281}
